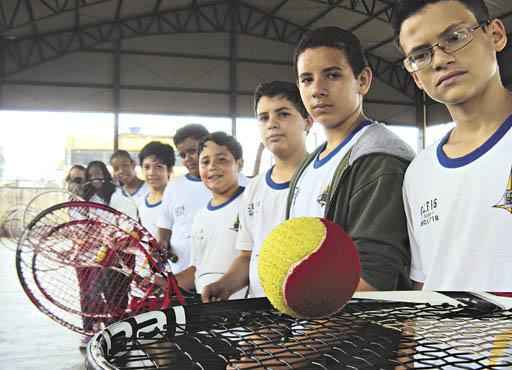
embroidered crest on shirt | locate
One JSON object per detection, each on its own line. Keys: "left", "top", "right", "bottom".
{"left": 419, "top": 198, "right": 440, "bottom": 227}
{"left": 316, "top": 185, "right": 330, "bottom": 208}
{"left": 493, "top": 166, "right": 512, "bottom": 215}
{"left": 230, "top": 215, "right": 241, "bottom": 232}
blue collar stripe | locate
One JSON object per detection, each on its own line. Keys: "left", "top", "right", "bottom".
{"left": 265, "top": 167, "right": 290, "bottom": 190}
{"left": 314, "top": 120, "right": 372, "bottom": 168}
{"left": 207, "top": 186, "right": 245, "bottom": 211}
{"left": 437, "top": 113, "right": 512, "bottom": 168}
{"left": 186, "top": 174, "right": 202, "bottom": 182}
{"left": 145, "top": 194, "right": 162, "bottom": 208}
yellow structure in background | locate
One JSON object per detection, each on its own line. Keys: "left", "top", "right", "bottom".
{"left": 65, "top": 132, "right": 186, "bottom": 176}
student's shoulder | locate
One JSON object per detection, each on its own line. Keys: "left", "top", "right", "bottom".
{"left": 404, "top": 141, "right": 439, "bottom": 183}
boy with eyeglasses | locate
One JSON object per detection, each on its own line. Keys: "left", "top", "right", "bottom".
{"left": 393, "top": 0, "right": 512, "bottom": 291}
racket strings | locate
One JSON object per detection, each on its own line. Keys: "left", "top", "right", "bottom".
{"left": 17, "top": 201, "right": 176, "bottom": 335}
{"left": 95, "top": 302, "right": 512, "bottom": 370}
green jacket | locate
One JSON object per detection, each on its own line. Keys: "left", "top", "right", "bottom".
{"left": 286, "top": 122, "right": 415, "bottom": 290}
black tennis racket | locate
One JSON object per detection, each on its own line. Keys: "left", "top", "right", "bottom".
{"left": 86, "top": 293, "right": 512, "bottom": 370}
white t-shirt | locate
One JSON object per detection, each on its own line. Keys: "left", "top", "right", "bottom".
{"left": 122, "top": 182, "right": 150, "bottom": 205}
{"left": 191, "top": 187, "right": 247, "bottom": 299}
{"left": 90, "top": 191, "right": 138, "bottom": 220}
{"left": 237, "top": 167, "right": 290, "bottom": 298}
{"left": 403, "top": 115, "right": 512, "bottom": 291}
{"left": 157, "top": 174, "right": 211, "bottom": 274}
{"left": 289, "top": 121, "right": 371, "bottom": 218}
{"left": 136, "top": 193, "right": 163, "bottom": 239}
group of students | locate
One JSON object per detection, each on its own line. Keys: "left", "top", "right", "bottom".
{"left": 68, "top": 0, "right": 511, "bottom": 336}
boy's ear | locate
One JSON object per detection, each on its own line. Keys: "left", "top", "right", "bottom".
{"left": 357, "top": 66, "right": 373, "bottom": 96}
{"left": 237, "top": 158, "right": 244, "bottom": 171}
{"left": 488, "top": 18, "right": 508, "bottom": 52}
{"left": 305, "top": 116, "right": 314, "bottom": 134}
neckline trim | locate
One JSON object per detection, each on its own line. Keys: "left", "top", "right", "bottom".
{"left": 437, "top": 113, "right": 512, "bottom": 168}
{"left": 207, "top": 186, "right": 245, "bottom": 211}
{"left": 265, "top": 166, "right": 290, "bottom": 190}
{"left": 314, "top": 120, "right": 372, "bottom": 169}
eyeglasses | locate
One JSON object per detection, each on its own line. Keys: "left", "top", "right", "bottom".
{"left": 403, "top": 21, "right": 490, "bottom": 73}
{"left": 69, "top": 177, "right": 85, "bottom": 184}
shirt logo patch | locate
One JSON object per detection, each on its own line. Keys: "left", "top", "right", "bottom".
{"left": 175, "top": 205, "right": 185, "bottom": 217}
{"left": 419, "top": 198, "right": 440, "bottom": 227}
{"left": 247, "top": 201, "right": 261, "bottom": 216}
{"left": 316, "top": 185, "right": 330, "bottom": 208}
{"left": 493, "top": 166, "right": 512, "bottom": 215}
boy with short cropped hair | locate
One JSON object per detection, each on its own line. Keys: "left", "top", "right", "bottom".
{"left": 136, "top": 141, "right": 175, "bottom": 238}
{"left": 176, "top": 132, "right": 246, "bottom": 298}
{"left": 289, "top": 26, "right": 415, "bottom": 291}
{"left": 202, "top": 81, "right": 311, "bottom": 301}
{"left": 393, "top": 0, "right": 512, "bottom": 290}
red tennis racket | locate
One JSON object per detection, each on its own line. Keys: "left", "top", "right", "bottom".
{"left": 16, "top": 200, "right": 184, "bottom": 335}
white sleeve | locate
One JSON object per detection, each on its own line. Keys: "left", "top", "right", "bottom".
{"left": 403, "top": 177, "right": 425, "bottom": 284}
{"left": 236, "top": 191, "right": 253, "bottom": 252}
{"left": 190, "top": 213, "right": 202, "bottom": 268}
{"left": 157, "top": 182, "right": 174, "bottom": 230}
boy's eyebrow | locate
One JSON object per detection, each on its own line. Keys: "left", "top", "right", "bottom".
{"left": 299, "top": 66, "right": 343, "bottom": 78}
{"left": 257, "top": 106, "right": 291, "bottom": 117}
{"left": 408, "top": 21, "right": 466, "bottom": 53}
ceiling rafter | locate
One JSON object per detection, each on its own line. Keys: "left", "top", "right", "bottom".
{"left": 2, "top": 0, "right": 415, "bottom": 100}
{"left": 0, "top": 0, "right": 114, "bottom": 33}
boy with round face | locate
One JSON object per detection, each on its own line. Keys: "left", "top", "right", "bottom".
{"left": 393, "top": 0, "right": 512, "bottom": 291}
{"left": 289, "top": 27, "right": 415, "bottom": 291}
{"left": 202, "top": 81, "right": 311, "bottom": 302}
{"left": 110, "top": 150, "right": 149, "bottom": 203}
{"left": 175, "top": 132, "right": 246, "bottom": 298}
{"left": 156, "top": 124, "right": 211, "bottom": 275}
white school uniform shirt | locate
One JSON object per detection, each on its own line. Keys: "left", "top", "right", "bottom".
{"left": 289, "top": 121, "right": 371, "bottom": 218}
{"left": 191, "top": 187, "right": 247, "bottom": 299}
{"left": 157, "top": 174, "right": 211, "bottom": 273}
{"left": 136, "top": 193, "right": 163, "bottom": 239}
{"left": 121, "top": 182, "right": 150, "bottom": 205}
{"left": 403, "top": 114, "right": 512, "bottom": 291}
{"left": 237, "top": 167, "right": 290, "bottom": 297}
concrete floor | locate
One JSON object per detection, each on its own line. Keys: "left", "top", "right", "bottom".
{"left": 0, "top": 239, "right": 86, "bottom": 370}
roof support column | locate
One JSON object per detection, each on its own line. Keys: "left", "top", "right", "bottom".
{"left": 0, "top": 39, "right": 5, "bottom": 108}
{"left": 113, "top": 38, "right": 121, "bottom": 152}
{"left": 416, "top": 91, "right": 428, "bottom": 150}
{"left": 229, "top": 0, "right": 239, "bottom": 137}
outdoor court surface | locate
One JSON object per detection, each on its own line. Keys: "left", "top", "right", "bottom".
{"left": 0, "top": 238, "right": 86, "bottom": 370}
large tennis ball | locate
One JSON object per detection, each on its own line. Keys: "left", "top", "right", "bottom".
{"left": 258, "top": 217, "right": 360, "bottom": 319}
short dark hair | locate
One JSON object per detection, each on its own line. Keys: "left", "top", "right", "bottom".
{"left": 198, "top": 132, "right": 243, "bottom": 161}
{"left": 293, "top": 26, "right": 369, "bottom": 77}
{"left": 392, "top": 0, "right": 490, "bottom": 39}
{"left": 173, "top": 124, "right": 209, "bottom": 146}
{"left": 139, "top": 141, "right": 176, "bottom": 170}
{"left": 253, "top": 81, "right": 309, "bottom": 119}
{"left": 110, "top": 149, "right": 133, "bottom": 164}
